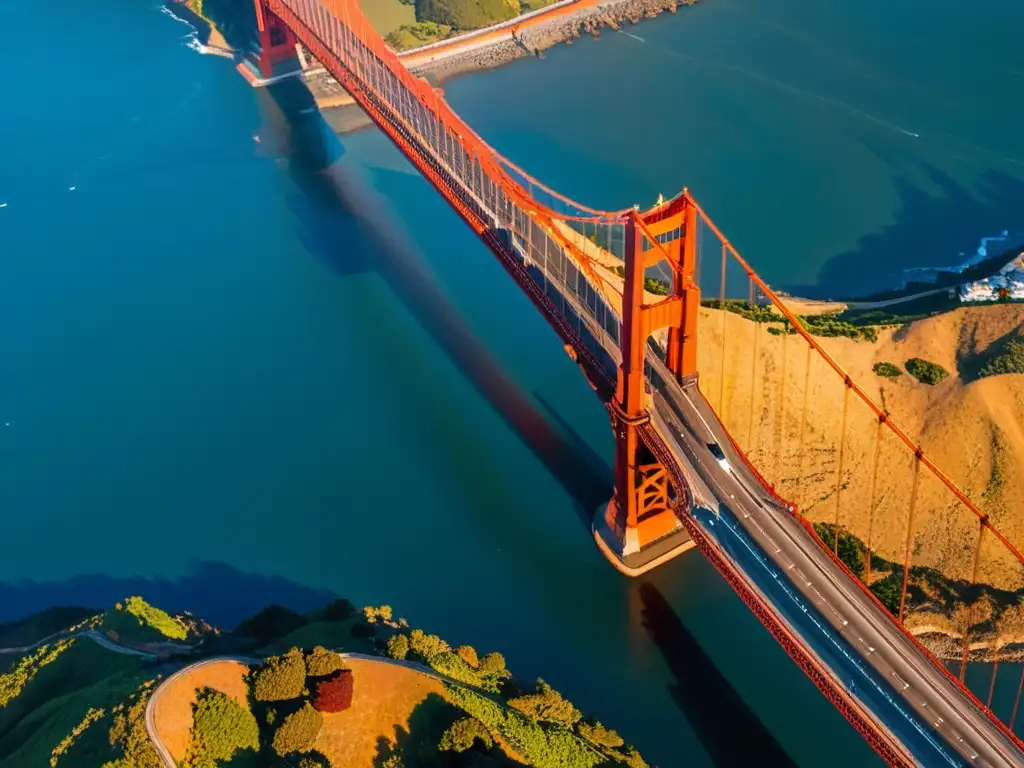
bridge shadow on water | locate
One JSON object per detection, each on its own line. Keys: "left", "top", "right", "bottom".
{"left": 787, "top": 154, "right": 1024, "bottom": 299}
{"left": 256, "top": 82, "right": 611, "bottom": 527}
{"left": 639, "top": 582, "right": 797, "bottom": 768}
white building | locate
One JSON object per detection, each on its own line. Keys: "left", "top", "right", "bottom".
{"left": 958, "top": 254, "right": 1024, "bottom": 302}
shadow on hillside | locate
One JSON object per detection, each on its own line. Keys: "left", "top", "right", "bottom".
{"left": 372, "top": 692, "right": 518, "bottom": 767}
{"left": 252, "top": 81, "right": 612, "bottom": 528}
{"left": 787, "top": 158, "right": 1024, "bottom": 300}
{"left": 0, "top": 561, "right": 335, "bottom": 628}
{"left": 639, "top": 582, "right": 796, "bottom": 768}
{"left": 957, "top": 321, "right": 1024, "bottom": 383}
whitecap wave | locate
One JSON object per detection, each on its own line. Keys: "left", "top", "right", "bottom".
{"left": 160, "top": 4, "right": 216, "bottom": 55}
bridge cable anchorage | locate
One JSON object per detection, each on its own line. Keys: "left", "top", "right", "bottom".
{"left": 263, "top": 0, "right": 1024, "bottom": 758}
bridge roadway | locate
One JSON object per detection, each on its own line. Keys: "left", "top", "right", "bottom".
{"left": 648, "top": 369, "right": 1023, "bottom": 767}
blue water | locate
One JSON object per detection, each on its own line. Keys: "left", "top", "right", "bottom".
{"left": 1, "top": 0, "right": 1022, "bottom": 765}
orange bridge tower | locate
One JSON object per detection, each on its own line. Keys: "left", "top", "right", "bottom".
{"left": 594, "top": 196, "right": 702, "bottom": 575}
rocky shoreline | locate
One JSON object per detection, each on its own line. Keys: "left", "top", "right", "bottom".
{"left": 315, "top": 0, "right": 697, "bottom": 133}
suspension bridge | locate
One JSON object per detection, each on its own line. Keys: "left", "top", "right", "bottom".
{"left": 242, "top": 0, "right": 1024, "bottom": 764}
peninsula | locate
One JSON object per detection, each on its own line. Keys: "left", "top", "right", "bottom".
{"left": 0, "top": 596, "right": 649, "bottom": 767}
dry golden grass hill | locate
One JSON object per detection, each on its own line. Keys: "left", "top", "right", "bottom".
{"left": 695, "top": 303, "right": 1024, "bottom": 588}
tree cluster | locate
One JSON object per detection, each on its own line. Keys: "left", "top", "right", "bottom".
{"left": 905, "top": 357, "right": 949, "bottom": 385}
{"left": 979, "top": 339, "right": 1024, "bottom": 378}
{"left": 415, "top": 0, "right": 520, "bottom": 31}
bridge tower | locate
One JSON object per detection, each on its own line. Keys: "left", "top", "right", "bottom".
{"left": 239, "top": 0, "right": 302, "bottom": 84}
{"left": 595, "top": 196, "right": 702, "bottom": 575}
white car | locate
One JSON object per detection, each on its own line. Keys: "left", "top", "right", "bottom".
{"left": 708, "top": 442, "right": 731, "bottom": 473}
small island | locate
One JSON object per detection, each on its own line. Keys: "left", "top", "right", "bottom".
{"left": 0, "top": 596, "right": 649, "bottom": 767}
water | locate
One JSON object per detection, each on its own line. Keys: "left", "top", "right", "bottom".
{"left": 1, "top": 0, "right": 1022, "bottom": 765}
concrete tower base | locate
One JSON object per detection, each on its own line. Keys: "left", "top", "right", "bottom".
{"left": 593, "top": 502, "right": 696, "bottom": 577}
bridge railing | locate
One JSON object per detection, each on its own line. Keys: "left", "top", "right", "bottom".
{"left": 685, "top": 193, "right": 1024, "bottom": 735}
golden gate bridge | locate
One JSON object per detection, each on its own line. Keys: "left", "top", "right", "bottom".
{"left": 243, "top": 0, "right": 1024, "bottom": 764}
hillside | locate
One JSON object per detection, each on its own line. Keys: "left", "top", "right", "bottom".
{"left": 696, "top": 302, "right": 1024, "bottom": 589}
{"left": 0, "top": 598, "right": 649, "bottom": 768}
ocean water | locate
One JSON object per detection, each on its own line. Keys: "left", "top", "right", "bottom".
{"left": 1, "top": 0, "right": 1022, "bottom": 765}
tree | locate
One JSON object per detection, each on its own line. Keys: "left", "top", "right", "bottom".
{"left": 234, "top": 605, "right": 307, "bottom": 645}
{"left": 409, "top": 629, "right": 450, "bottom": 659}
{"left": 183, "top": 688, "right": 259, "bottom": 768}
{"left": 321, "top": 599, "right": 356, "bottom": 621}
{"left": 508, "top": 680, "right": 581, "bottom": 726}
{"left": 578, "top": 721, "right": 624, "bottom": 748}
{"left": 386, "top": 634, "right": 409, "bottom": 660}
{"left": 980, "top": 340, "right": 1024, "bottom": 377}
{"left": 313, "top": 669, "right": 354, "bottom": 713}
{"left": 872, "top": 361, "right": 902, "bottom": 379}
{"left": 363, "top": 605, "right": 393, "bottom": 624}
{"left": 440, "top": 717, "right": 493, "bottom": 753}
{"left": 620, "top": 746, "right": 649, "bottom": 768}
{"left": 477, "top": 651, "right": 507, "bottom": 677}
{"left": 251, "top": 648, "right": 307, "bottom": 702}
{"left": 305, "top": 646, "right": 345, "bottom": 678}
{"left": 415, "top": 0, "right": 520, "bottom": 31}
{"left": 272, "top": 703, "right": 324, "bottom": 757}
{"left": 457, "top": 645, "right": 480, "bottom": 667}
{"left": 905, "top": 357, "right": 949, "bottom": 386}
{"left": 870, "top": 573, "right": 901, "bottom": 614}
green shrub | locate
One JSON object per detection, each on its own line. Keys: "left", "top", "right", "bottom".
{"left": 643, "top": 277, "right": 669, "bottom": 296}
{"left": 439, "top": 716, "right": 493, "bottom": 753}
{"left": 363, "top": 605, "right": 393, "bottom": 624}
{"left": 415, "top": 0, "right": 520, "bottom": 31}
{"left": 50, "top": 706, "right": 105, "bottom": 767}
{"left": 870, "top": 573, "right": 902, "bottom": 614}
{"left": 106, "top": 679, "right": 162, "bottom": 768}
{"left": 305, "top": 646, "right": 345, "bottom": 678}
{"left": 384, "top": 21, "right": 452, "bottom": 50}
{"left": 508, "top": 679, "right": 581, "bottom": 727}
{"left": 457, "top": 645, "right": 479, "bottom": 667}
{"left": 271, "top": 702, "right": 323, "bottom": 757}
{"left": 979, "top": 340, "right": 1024, "bottom": 377}
{"left": 619, "top": 746, "right": 649, "bottom": 768}
{"left": 183, "top": 688, "right": 259, "bottom": 768}
{"left": 321, "top": 599, "right": 356, "bottom": 622}
{"left": 578, "top": 721, "right": 624, "bottom": 748}
{"left": 386, "top": 634, "right": 409, "bottom": 660}
{"left": 813, "top": 523, "right": 866, "bottom": 578}
{"left": 477, "top": 651, "right": 507, "bottom": 677}
{"left": 251, "top": 648, "right": 307, "bottom": 702}
{"left": 905, "top": 357, "right": 949, "bottom": 385}
{"left": 409, "top": 629, "right": 450, "bottom": 658}
{"left": 795, "top": 314, "right": 877, "bottom": 342}
{"left": 444, "top": 684, "right": 604, "bottom": 768}
{"left": 103, "top": 597, "right": 188, "bottom": 642}
{"left": 235, "top": 605, "right": 307, "bottom": 645}
{"left": 0, "top": 638, "right": 75, "bottom": 707}
{"left": 872, "top": 361, "right": 902, "bottom": 379}
{"left": 701, "top": 299, "right": 778, "bottom": 324}
{"left": 425, "top": 651, "right": 504, "bottom": 693}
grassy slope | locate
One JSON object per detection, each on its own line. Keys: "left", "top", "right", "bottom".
{"left": 0, "top": 640, "right": 146, "bottom": 767}
{"left": 258, "top": 618, "right": 372, "bottom": 655}
{"left": 359, "top": 0, "right": 417, "bottom": 36}
{"left": 0, "top": 608, "right": 98, "bottom": 648}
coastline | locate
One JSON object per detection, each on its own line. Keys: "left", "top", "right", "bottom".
{"left": 310, "top": 0, "right": 698, "bottom": 133}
